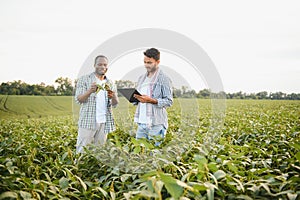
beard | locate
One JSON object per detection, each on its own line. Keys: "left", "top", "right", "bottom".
{"left": 146, "top": 64, "right": 158, "bottom": 73}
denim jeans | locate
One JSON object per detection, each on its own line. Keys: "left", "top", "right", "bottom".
{"left": 136, "top": 123, "right": 166, "bottom": 146}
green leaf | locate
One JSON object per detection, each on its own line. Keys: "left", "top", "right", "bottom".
{"left": 295, "top": 152, "right": 300, "bottom": 162}
{"left": 194, "top": 155, "right": 208, "bottom": 165}
{"left": 75, "top": 175, "right": 87, "bottom": 191}
{"left": 120, "top": 174, "right": 132, "bottom": 183}
{"left": 194, "top": 154, "right": 208, "bottom": 170}
{"left": 20, "top": 191, "right": 32, "bottom": 199}
{"left": 207, "top": 162, "right": 218, "bottom": 172}
{"left": 193, "top": 183, "right": 207, "bottom": 191}
{"left": 232, "top": 177, "right": 245, "bottom": 192}
{"left": 146, "top": 179, "right": 155, "bottom": 193}
{"left": 287, "top": 193, "right": 298, "bottom": 200}
{"left": 291, "top": 143, "right": 300, "bottom": 150}
{"left": 59, "top": 177, "right": 69, "bottom": 190}
{"left": 141, "top": 171, "right": 157, "bottom": 179}
{"left": 204, "top": 182, "right": 216, "bottom": 200}
{"left": 139, "top": 190, "right": 158, "bottom": 198}
{"left": 133, "top": 146, "right": 141, "bottom": 154}
{"left": 260, "top": 183, "right": 271, "bottom": 194}
{"left": 95, "top": 187, "right": 108, "bottom": 198}
{"left": 176, "top": 179, "right": 194, "bottom": 191}
{"left": 159, "top": 172, "right": 183, "bottom": 199}
{"left": 164, "top": 183, "right": 183, "bottom": 199}
{"left": 155, "top": 180, "right": 164, "bottom": 194}
{"left": 0, "top": 191, "right": 18, "bottom": 199}
{"left": 227, "top": 162, "right": 238, "bottom": 173}
{"left": 213, "top": 170, "right": 226, "bottom": 180}
{"left": 110, "top": 191, "right": 116, "bottom": 200}
{"left": 236, "top": 194, "right": 253, "bottom": 200}
{"left": 43, "top": 172, "right": 52, "bottom": 182}
{"left": 140, "top": 139, "right": 154, "bottom": 149}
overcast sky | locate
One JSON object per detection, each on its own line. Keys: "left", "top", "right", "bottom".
{"left": 0, "top": 0, "right": 299, "bottom": 93}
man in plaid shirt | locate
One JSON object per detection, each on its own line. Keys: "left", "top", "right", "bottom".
{"left": 75, "top": 55, "right": 118, "bottom": 153}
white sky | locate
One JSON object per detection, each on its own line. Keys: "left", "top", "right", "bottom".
{"left": 0, "top": 0, "right": 299, "bottom": 93}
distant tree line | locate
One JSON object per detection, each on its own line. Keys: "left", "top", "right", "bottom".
{"left": 173, "top": 88, "right": 300, "bottom": 100}
{"left": 0, "top": 77, "right": 73, "bottom": 96}
{"left": 0, "top": 79, "right": 299, "bottom": 100}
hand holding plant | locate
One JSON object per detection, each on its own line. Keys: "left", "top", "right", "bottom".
{"left": 96, "top": 82, "right": 112, "bottom": 93}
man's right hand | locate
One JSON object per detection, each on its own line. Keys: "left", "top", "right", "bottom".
{"left": 89, "top": 82, "right": 98, "bottom": 94}
{"left": 77, "top": 82, "right": 97, "bottom": 103}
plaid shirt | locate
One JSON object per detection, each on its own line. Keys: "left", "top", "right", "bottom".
{"left": 134, "top": 69, "right": 173, "bottom": 128}
{"left": 75, "top": 72, "right": 118, "bottom": 132}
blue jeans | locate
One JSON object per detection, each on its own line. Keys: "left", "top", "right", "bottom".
{"left": 136, "top": 123, "right": 166, "bottom": 146}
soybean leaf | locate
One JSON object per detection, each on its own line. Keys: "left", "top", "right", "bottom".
{"left": 213, "top": 170, "right": 226, "bottom": 180}
{"left": 59, "top": 177, "right": 69, "bottom": 190}
{"left": 295, "top": 152, "right": 300, "bottom": 162}
{"left": 159, "top": 172, "right": 183, "bottom": 199}
{"left": 0, "top": 191, "right": 18, "bottom": 199}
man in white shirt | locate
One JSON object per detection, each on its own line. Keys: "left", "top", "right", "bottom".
{"left": 75, "top": 55, "right": 118, "bottom": 153}
{"left": 134, "top": 48, "right": 173, "bottom": 146}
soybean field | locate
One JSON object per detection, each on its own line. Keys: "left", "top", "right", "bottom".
{"left": 0, "top": 95, "right": 299, "bottom": 199}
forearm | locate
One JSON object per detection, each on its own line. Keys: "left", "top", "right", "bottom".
{"left": 134, "top": 95, "right": 157, "bottom": 104}
{"left": 111, "top": 93, "right": 119, "bottom": 106}
{"left": 148, "top": 97, "right": 158, "bottom": 104}
{"left": 77, "top": 89, "right": 93, "bottom": 103}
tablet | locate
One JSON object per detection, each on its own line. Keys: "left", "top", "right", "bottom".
{"left": 117, "top": 88, "right": 141, "bottom": 103}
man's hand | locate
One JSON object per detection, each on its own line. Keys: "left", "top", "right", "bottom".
{"left": 77, "top": 82, "right": 97, "bottom": 103}
{"left": 89, "top": 82, "right": 98, "bottom": 94}
{"left": 134, "top": 94, "right": 157, "bottom": 104}
{"left": 109, "top": 90, "right": 119, "bottom": 106}
{"left": 107, "top": 90, "right": 115, "bottom": 98}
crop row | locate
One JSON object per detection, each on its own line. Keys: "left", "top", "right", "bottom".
{"left": 0, "top": 100, "right": 299, "bottom": 199}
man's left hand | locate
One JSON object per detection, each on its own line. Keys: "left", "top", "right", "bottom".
{"left": 134, "top": 94, "right": 157, "bottom": 104}
{"left": 107, "top": 90, "right": 114, "bottom": 98}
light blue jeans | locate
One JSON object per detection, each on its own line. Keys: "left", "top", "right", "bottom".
{"left": 136, "top": 123, "right": 166, "bottom": 146}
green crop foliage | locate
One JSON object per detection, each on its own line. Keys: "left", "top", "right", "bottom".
{"left": 0, "top": 96, "right": 299, "bottom": 199}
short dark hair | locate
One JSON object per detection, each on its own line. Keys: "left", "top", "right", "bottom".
{"left": 94, "top": 55, "right": 108, "bottom": 66}
{"left": 144, "top": 48, "right": 160, "bottom": 61}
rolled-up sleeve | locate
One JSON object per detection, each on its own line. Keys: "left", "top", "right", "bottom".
{"left": 75, "top": 76, "right": 87, "bottom": 105}
{"left": 155, "top": 75, "right": 173, "bottom": 108}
